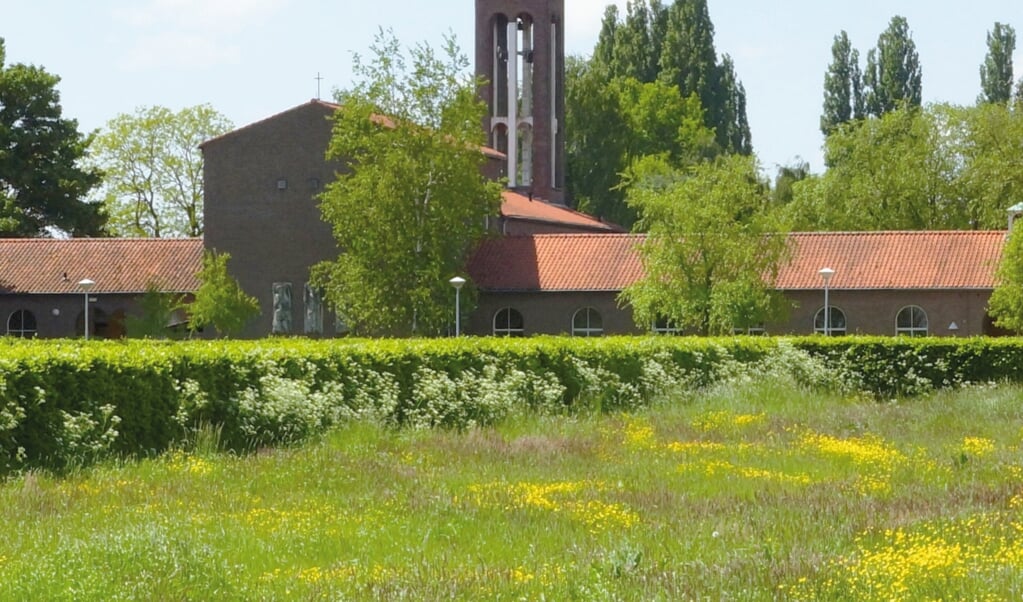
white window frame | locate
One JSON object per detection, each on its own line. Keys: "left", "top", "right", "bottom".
{"left": 571, "top": 307, "right": 603, "bottom": 337}
{"left": 732, "top": 325, "right": 766, "bottom": 336}
{"left": 814, "top": 307, "right": 847, "bottom": 336}
{"left": 7, "top": 309, "right": 37, "bottom": 338}
{"left": 493, "top": 307, "right": 525, "bottom": 337}
{"left": 652, "top": 316, "right": 683, "bottom": 335}
{"left": 896, "top": 305, "right": 929, "bottom": 337}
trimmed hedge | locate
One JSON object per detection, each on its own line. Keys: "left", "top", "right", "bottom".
{"left": 1, "top": 336, "right": 1022, "bottom": 475}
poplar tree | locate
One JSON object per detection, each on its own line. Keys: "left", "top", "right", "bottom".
{"left": 821, "top": 31, "right": 864, "bottom": 136}
{"left": 592, "top": 5, "right": 619, "bottom": 72}
{"left": 659, "top": 0, "right": 717, "bottom": 118}
{"left": 718, "top": 55, "right": 752, "bottom": 155}
{"left": 863, "top": 16, "right": 922, "bottom": 117}
{"left": 612, "top": 0, "right": 655, "bottom": 82}
{"left": 979, "top": 22, "right": 1016, "bottom": 104}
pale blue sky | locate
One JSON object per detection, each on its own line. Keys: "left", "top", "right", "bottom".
{"left": 4, "top": 1, "right": 1021, "bottom": 175}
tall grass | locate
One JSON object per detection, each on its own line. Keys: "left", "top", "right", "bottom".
{"left": 1, "top": 374, "right": 1022, "bottom": 600}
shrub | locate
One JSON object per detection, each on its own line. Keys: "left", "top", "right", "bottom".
{"left": 1, "top": 336, "right": 1022, "bottom": 475}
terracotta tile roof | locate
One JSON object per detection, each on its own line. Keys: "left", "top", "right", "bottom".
{"left": 468, "top": 231, "right": 1006, "bottom": 292}
{"left": 0, "top": 238, "right": 203, "bottom": 295}
{"left": 500, "top": 191, "right": 624, "bottom": 232}
{"left": 778, "top": 231, "right": 1005, "bottom": 290}
{"left": 468, "top": 234, "right": 643, "bottom": 291}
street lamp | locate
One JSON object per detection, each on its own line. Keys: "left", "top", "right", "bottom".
{"left": 78, "top": 279, "right": 95, "bottom": 340}
{"left": 818, "top": 268, "right": 835, "bottom": 336}
{"left": 449, "top": 276, "right": 466, "bottom": 336}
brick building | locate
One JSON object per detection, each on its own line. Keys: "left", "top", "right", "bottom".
{"left": 0, "top": 0, "right": 1014, "bottom": 339}
{"left": 0, "top": 238, "right": 201, "bottom": 338}
{"left": 466, "top": 232, "right": 1008, "bottom": 337}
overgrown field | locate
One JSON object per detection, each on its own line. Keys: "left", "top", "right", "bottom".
{"left": 2, "top": 371, "right": 1022, "bottom": 600}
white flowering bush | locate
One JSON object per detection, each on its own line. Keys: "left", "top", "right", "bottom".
{"left": 406, "top": 363, "right": 565, "bottom": 430}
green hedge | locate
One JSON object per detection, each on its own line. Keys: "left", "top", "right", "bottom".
{"left": 1, "top": 336, "right": 1021, "bottom": 475}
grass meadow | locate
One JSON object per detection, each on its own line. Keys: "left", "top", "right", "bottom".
{"left": 1, "top": 373, "right": 1023, "bottom": 600}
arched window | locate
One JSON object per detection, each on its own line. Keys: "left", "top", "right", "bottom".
{"left": 493, "top": 308, "right": 524, "bottom": 337}
{"left": 572, "top": 307, "right": 603, "bottom": 337}
{"left": 732, "top": 324, "right": 766, "bottom": 336}
{"left": 896, "top": 306, "right": 928, "bottom": 337}
{"left": 814, "top": 307, "right": 847, "bottom": 336}
{"left": 652, "top": 316, "right": 682, "bottom": 335}
{"left": 7, "top": 310, "right": 37, "bottom": 338}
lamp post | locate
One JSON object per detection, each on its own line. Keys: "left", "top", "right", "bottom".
{"left": 818, "top": 268, "right": 834, "bottom": 336}
{"left": 78, "top": 279, "right": 95, "bottom": 340}
{"left": 449, "top": 276, "right": 466, "bottom": 336}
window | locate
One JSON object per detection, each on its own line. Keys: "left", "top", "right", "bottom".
{"left": 572, "top": 307, "right": 603, "bottom": 337}
{"left": 652, "top": 316, "right": 682, "bottom": 335}
{"left": 814, "top": 307, "right": 847, "bottom": 335}
{"left": 493, "top": 308, "right": 524, "bottom": 337}
{"left": 7, "top": 310, "right": 37, "bottom": 338}
{"left": 896, "top": 306, "right": 928, "bottom": 337}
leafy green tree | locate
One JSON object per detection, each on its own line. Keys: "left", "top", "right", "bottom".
{"left": 771, "top": 159, "right": 810, "bottom": 206}
{"left": 126, "top": 282, "right": 185, "bottom": 339}
{"left": 863, "top": 16, "right": 922, "bottom": 117}
{"left": 979, "top": 22, "right": 1016, "bottom": 104}
{"left": 659, "top": 0, "right": 717, "bottom": 109}
{"left": 566, "top": 65, "right": 714, "bottom": 229}
{"left": 313, "top": 31, "right": 502, "bottom": 336}
{"left": 989, "top": 226, "right": 1023, "bottom": 333}
{"left": 821, "top": 31, "right": 865, "bottom": 135}
{"left": 188, "top": 251, "right": 260, "bottom": 337}
{"left": 953, "top": 102, "right": 1023, "bottom": 229}
{"left": 621, "top": 155, "right": 790, "bottom": 335}
{"left": 592, "top": 5, "right": 620, "bottom": 73}
{"left": 90, "top": 105, "right": 232, "bottom": 237}
{"left": 565, "top": 57, "right": 631, "bottom": 224}
{"left": 787, "top": 105, "right": 964, "bottom": 231}
{"left": 717, "top": 55, "right": 752, "bottom": 154}
{"left": 0, "top": 38, "right": 105, "bottom": 237}
{"left": 612, "top": 0, "right": 656, "bottom": 82}
{"left": 582, "top": 1, "right": 750, "bottom": 159}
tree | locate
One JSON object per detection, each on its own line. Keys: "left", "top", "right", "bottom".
{"left": 188, "top": 251, "right": 259, "bottom": 337}
{"left": 566, "top": 63, "right": 714, "bottom": 229}
{"left": 0, "top": 38, "right": 105, "bottom": 237}
{"left": 565, "top": 57, "right": 631, "bottom": 224}
{"left": 592, "top": 5, "right": 620, "bottom": 73}
{"left": 771, "top": 159, "right": 810, "bottom": 206}
{"left": 581, "top": 1, "right": 750, "bottom": 158}
{"left": 717, "top": 55, "right": 752, "bottom": 154}
{"left": 313, "top": 31, "right": 503, "bottom": 336}
{"left": 863, "top": 16, "right": 922, "bottom": 117}
{"left": 989, "top": 224, "right": 1023, "bottom": 333}
{"left": 91, "top": 105, "right": 232, "bottom": 237}
{"left": 954, "top": 101, "right": 1023, "bottom": 229}
{"left": 979, "top": 22, "right": 1016, "bottom": 104}
{"left": 125, "top": 282, "right": 185, "bottom": 339}
{"left": 659, "top": 0, "right": 717, "bottom": 109}
{"left": 621, "top": 155, "right": 790, "bottom": 335}
{"left": 787, "top": 105, "right": 965, "bottom": 231}
{"left": 821, "top": 31, "right": 865, "bottom": 135}
{"left": 612, "top": 0, "right": 656, "bottom": 82}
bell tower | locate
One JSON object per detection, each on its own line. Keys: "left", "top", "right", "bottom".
{"left": 475, "top": 0, "right": 565, "bottom": 203}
